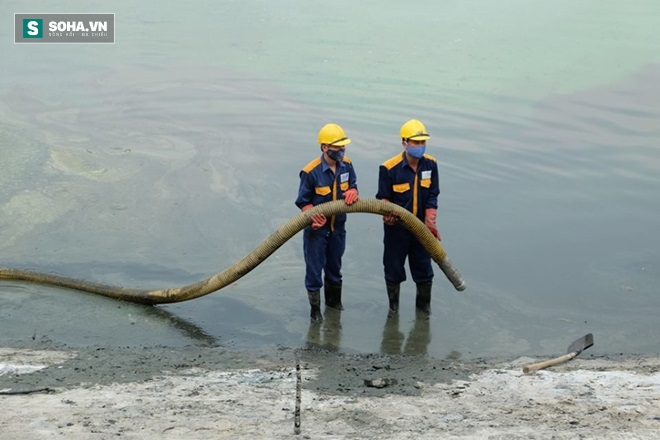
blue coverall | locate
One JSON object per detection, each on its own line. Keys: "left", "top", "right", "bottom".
{"left": 376, "top": 152, "right": 440, "bottom": 285}
{"left": 295, "top": 154, "right": 358, "bottom": 292}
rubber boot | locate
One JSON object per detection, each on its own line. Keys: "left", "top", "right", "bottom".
{"left": 415, "top": 281, "right": 432, "bottom": 315}
{"left": 324, "top": 279, "right": 344, "bottom": 310}
{"left": 308, "top": 290, "right": 323, "bottom": 322}
{"left": 386, "top": 282, "right": 400, "bottom": 314}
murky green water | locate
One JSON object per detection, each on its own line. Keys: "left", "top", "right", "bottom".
{"left": 1, "top": 1, "right": 659, "bottom": 359}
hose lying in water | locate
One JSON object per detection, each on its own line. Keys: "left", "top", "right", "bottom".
{"left": 0, "top": 198, "right": 466, "bottom": 305}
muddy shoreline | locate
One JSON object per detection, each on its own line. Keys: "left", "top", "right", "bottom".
{"left": 1, "top": 344, "right": 487, "bottom": 395}
{"left": 1, "top": 344, "right": 659, "bottom": 439}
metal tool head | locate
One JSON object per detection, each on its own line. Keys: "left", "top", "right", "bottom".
{"left": 567, "top": 333, "right": 594, "bottom": 355}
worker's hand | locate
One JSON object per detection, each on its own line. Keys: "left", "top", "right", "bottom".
{"left": 343, "top": 188, "right": 358, "bottom": 205}
{"left": 425, "top": 208, "right": 440, "bottom": 240}
{"left": 311, "top": 213, "right": 327, "bottom": 230}
{"left": 302, "top": 204, "right": 327, "bottom": 230}
{"left": 381, "top": 199, "right": 398, "bottom": 225}
{"left": 383, "top": 212, "right": 398, "bottom": 225}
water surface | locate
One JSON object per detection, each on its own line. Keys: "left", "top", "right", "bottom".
{"left": 1, "top": 0, "right": 659, "bottom": 359}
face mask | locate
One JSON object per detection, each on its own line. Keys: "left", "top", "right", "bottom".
{"left": 326, "top": 148, "right": 345, "bottom": 163}
{"left": 406, "top": 144, "right": 426, "bottom": 159}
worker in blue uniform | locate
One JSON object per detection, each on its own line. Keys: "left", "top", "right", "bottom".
{"left": 376, "top": 119, "right": 440, "bottom": 315}
{"left": 295, "top": 123, "right": 359, "bottom": 322}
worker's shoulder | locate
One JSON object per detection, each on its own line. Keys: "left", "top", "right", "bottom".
{"left": 422, "top": 153, "right": 437, "bottom": 163}
{"left": 381, "top": 153, "right": 404, "bottom": 170}
{"left": 342, "top": 156, "right": 352, "bottom": 164}
{"left": 301, "top": 157, "right": 322, "bottom": 173}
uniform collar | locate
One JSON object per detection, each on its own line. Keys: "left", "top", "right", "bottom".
{"left": 401, "top": 151, "right": 422, "bottom": 170}
{"left": 321, "top": 154, "right": 344, "bottom": 172}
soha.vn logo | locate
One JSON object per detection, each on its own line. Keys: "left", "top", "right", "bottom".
{"left": 23, "top": 18, "right": 43, "bottom": 38}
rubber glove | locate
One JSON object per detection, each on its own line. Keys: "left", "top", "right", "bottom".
{"left": 344, "top": 188, "right": 359, "bottom": 205}
{"left": 424, "top": 208, "right": 440, "bottom": 240}
{"left": 302, "top": 204, "right": 327, "bottom": 230}
{"left": 381, "top": 199, "right": 399, "bottom": 226}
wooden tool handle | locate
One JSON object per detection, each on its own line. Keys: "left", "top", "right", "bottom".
{"left": 522, "top": 352, "right": 577, "bottom": 373}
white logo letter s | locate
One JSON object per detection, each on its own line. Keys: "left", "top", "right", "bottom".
{"left": 27, "top": 20, "right": 39, "bottom": 36}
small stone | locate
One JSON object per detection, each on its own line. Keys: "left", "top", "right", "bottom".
{"left": 364, "top": 378, "right": 397, "bottom": 388}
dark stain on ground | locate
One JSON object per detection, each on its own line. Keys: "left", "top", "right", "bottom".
{"left": 0, "top": 342, "right": 491, "bottom": 398}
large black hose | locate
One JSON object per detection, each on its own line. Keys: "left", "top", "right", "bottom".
{"left": 0, "top": 198, "right": 466, "bottom": 304}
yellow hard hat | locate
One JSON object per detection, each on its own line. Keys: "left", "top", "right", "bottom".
{"left": 318, "top": 123, "right": 351, "bottom": 146}
{"left": 400, "top": 119, "right": 431, "bottom": 141}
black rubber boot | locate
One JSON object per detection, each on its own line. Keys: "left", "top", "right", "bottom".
{"left": 324, "top": 279, "right": 344, "bottom": 311}
{"left": 308, "top": 290, "right": 323, "bottom": 322}
{"left": 415, "top": 281, "right": 432, "bottom": 315}
{"left": 386, "top": 282, "right": 400, "bottom": 314}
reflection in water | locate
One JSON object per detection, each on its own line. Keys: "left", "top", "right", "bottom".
{"left": 0, "top": 279, "right": 219, "bottom": 348}
{"left": 147, "top": 305, "right": 219, "bottom": 347}
{"left": 380, "top": 314, "right": 405, "bottom": 355}
{"left": 1, "top": 261, "right": 219, "bottom": 346}
{"left": 306, "top": 308, "right": 342, "bottom": 351}
{"left": 403, "top": 312, "right": 432, "bottom": 355}
{"left": 381, "top": 311, "right": 432, "bottom": 356}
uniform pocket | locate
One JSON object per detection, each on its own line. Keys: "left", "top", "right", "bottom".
{"left": 315, "top": 186, "right": 331, "bottom": 196}
{"left": 392, "top": 182, "right": 411, "bottom": 193}
{"left": 420, "top": 178, "right": 431, "bottom": 188}
{"left": 340, "top": 182, "right": 349, "bottom": 191}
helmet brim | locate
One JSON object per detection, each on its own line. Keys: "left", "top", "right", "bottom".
{"left": 406, "top": 134, "right": 430, "bottom": 141}
{"left": 329, "top": 138, "right": 351, "bottom": 146}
